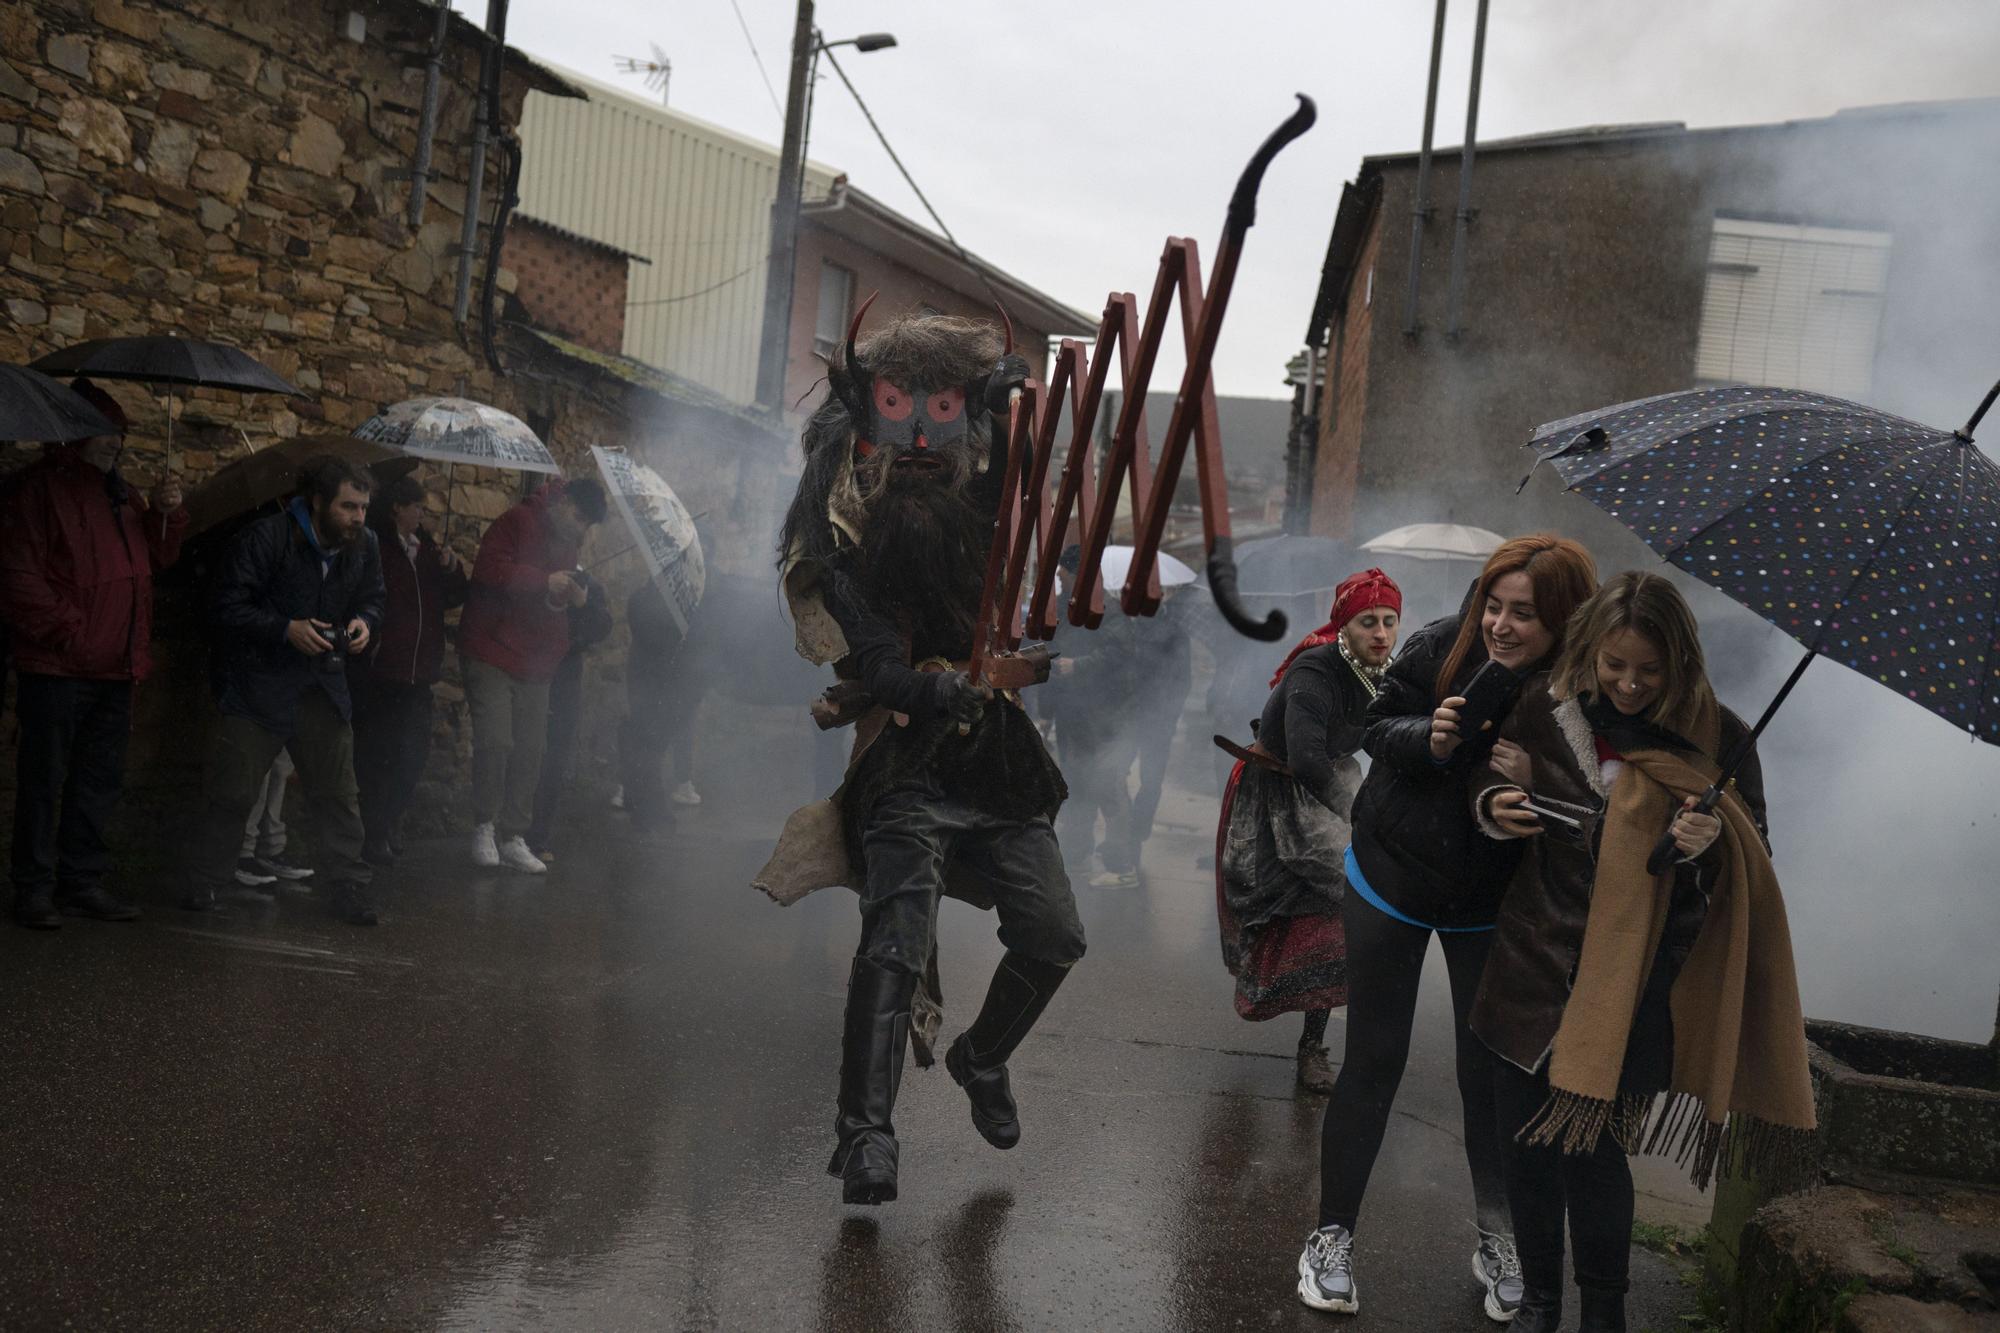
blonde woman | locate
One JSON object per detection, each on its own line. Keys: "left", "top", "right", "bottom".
{"left": 1470, "top": 571, "right": 1813, "bottom": 1333}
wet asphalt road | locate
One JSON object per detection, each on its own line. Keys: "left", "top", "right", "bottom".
{"left": 0, "top": 718, "right": 1704, "bottom": 1330}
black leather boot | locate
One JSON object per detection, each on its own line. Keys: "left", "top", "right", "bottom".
{"left": 1511, "top": 1239, "right": 1564, "bottom": 1333}
{"left": 826, "top": 958, "right": 915, "bottom": 1205}
{"left": 944, "top": 952, "right": 1070, "bottom": 1150}
{"left": 1512, "top": 1290, "right": 1563, "bottom": 1333}
{"left": 1578, "top": 1285, "right": 1627, "bottom": 1331}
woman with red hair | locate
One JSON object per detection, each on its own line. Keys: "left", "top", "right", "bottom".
{"left": 1216, "top": 569, "right": 1402, "bottom": 1093}
{"left": 1297, "top": 534, "right": 1597, "bottom": 1324}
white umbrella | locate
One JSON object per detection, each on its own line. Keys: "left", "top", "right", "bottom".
{"left": 1357, "top": 522, "right": 1505, "bottom": 562}
{"left": 354, "top": 396, "right": 559, "bottom": 474}
{"left": 1099, "top": 544, "right": 1197, "bottom": 592}
{"left": 590, "top": 446, "right": 705, "bottom": 632}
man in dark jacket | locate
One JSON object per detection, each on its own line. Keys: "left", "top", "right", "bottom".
{"left": 457, "top": 477, "right": 606, "bottom": 874}
{"left": 352, "top": 472, "right": 467, "bottom": 864}
{"left": 0, "top": 383, "right": 186, "bottom": 928}
{"left": 183, "top": 456, "right": 385, "bottom": 924}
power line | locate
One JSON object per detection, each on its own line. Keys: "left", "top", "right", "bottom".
{"left": 625, "top": 263, "right": 760, "bottom": 307}
{"left": 819, "top": 46, "right": 1013, "bottom": 317}
{"left": 725, "top": 0, "right": 785, "bottom": 123}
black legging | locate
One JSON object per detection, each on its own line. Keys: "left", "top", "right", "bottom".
{"left": 1492, "top": 1057, "right": 1633, "bottom": 1297}
{"left": 1318, "top": 890, "right": 1510, "bottom": 1235}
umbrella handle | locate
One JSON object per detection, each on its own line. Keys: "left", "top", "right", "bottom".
{"left": 1645, "top": 783, "right": 1722, "bottom": 876}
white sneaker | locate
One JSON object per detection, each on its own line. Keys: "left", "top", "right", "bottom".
{"left": 1298, "top": 1224, "right": 1359, "bottom": 1313}
{"left": 671, "top": 781, "right": 702, "bottom": 806}
{"left": 610, "top": 784, "right": 626, "bottom": 811}
{"left": 497, "top": 835, "right": 547, "bottom": 875}
{"left": 471, "top": 822, "right": 499, "bottom": 867}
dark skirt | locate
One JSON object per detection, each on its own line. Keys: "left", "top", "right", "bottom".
{"left": 1215, "top": 760, "right": 1350, "bottom": 1019}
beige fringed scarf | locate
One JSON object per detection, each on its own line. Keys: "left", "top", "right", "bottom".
{"left": 1522, "top": 697, "right": 1817, "bottom": 1188}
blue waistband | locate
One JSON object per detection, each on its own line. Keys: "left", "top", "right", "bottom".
{"left": 1344, "top": 846, "right": 1494, "bottom": 934}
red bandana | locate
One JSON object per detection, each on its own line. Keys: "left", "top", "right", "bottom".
{"left": 1269, "top": 567, "right": 1403, "bottom": 687}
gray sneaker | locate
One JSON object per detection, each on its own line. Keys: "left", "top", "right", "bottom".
{"left": 1473, "top": 1229, "right": 1524, "bottom": 1322}
{"left": 1297, "top": 1224, "right": 1359, "bottom": 1313}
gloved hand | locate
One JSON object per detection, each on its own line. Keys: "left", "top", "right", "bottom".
{"left": 934, "top": 670, "right": 994, "bottom": 725}
{"left": 982, "top": 353, "right": 1031, "bottom": 415}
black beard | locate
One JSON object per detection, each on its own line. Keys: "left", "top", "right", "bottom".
{"left": 855, "top": 478, "right": 988, "bottom": 658}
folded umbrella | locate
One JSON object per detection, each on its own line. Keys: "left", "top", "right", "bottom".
{"left": 0, "top": 364, "right": 118, "bottom": 442}
{"left": 590, "top": 445, "right": 705, "bottom": 632}
{"left": 1524, "top": 376, "right": 2000, "bottom": 869}
{"left": 182, "top": 433, "right": 420, "bottom": 540}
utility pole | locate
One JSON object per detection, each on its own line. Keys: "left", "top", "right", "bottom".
{"left": 754, "top": 0, "right": 816, "bottom": 412}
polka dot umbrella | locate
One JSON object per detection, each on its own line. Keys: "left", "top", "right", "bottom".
{"left": 1522, "top": 377, "right": 2000, "bottom": 871}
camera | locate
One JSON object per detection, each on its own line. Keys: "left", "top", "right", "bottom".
{"left": 322, "top": 624, "right": 355, "bottom": 654}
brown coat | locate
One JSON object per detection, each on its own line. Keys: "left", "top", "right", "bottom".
{"left": 1467, "top": 677, "right": 1766, "bottom": 1079}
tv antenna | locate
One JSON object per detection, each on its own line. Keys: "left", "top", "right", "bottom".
{"left": 612, "top": 43, "right": 671, "bottom": 106}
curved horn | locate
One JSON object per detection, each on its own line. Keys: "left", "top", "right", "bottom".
{"left": 1225, "top": 94, "right": 1317, "bottom": 240}
{"left": 845, "top": 291, "right": 880, "bottom": 371}
{"left": 993, "top": 302, "right": 1015, "bottom": 356}
{"left": 1206, "top": 535, "right": 1288, "bottom": 642}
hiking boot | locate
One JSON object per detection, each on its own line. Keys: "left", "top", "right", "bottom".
{"left": 13, "top": 890, "right": 61, "bottom": 930}
{"left": 1297, "top": 1224, "right": 1359, "bottom": 1313}
{"left": 827, "top": 959, "right": 915, "bottom": 1206}
{"left": 235, "top": 857, "right": 278, "bottom": 887}
{"left": 1474, "top": 1230, "right": 1525, "bottom": 1322}
{"left": 945, "top": 953, "right": 1071, "bottom": 1150}
{"left": 253, "top": 851, "right": 314, "bottom": 881}
{"left": 1296, "top": 1042, "right": 1337, "bottom": 1095}
{"left": 327, "top": 883, "right": 379, "bottom": 927}
{"left": 497, "top": 836, "right": 546, "bottom": 875}
{"left": 471, "top": 822, "right": 500, "bottom": 867}
{"left": 57, "top": 886, "right": 141, "bottom": 922}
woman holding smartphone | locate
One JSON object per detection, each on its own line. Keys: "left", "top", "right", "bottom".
{"left": 1469, "top": 572, "right": 1813, "bottom": 1333}
{"left": 1298, "top": 535, "right": 1596, "bottom": 1322}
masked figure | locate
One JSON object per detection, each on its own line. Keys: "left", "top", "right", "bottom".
{"left": 757, "top": 308, "right": 1083, "bottom": 1206}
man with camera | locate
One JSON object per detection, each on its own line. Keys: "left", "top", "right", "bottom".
{"left": 182, "top": 456, "right": 385, "bottom": 925}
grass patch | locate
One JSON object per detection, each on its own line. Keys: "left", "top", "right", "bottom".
{"left": 1633, "top": 1220, "right": 1707, "bottom": 1259}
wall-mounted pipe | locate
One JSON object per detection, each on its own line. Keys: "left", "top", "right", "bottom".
{"left": 1443, "top": 0, "right": 1490, "bottom": 338}
{"left": 1402, "top": 0, "right": 1448, "bottom": 337}
{"left": 453, "top": 0, "right": 509, "bottom": 327}
{"left": 403, "top": 0, "right": 452, "bottom": 229}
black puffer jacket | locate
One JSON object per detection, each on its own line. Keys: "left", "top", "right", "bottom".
{"left": 1348, "top": 613, "right": 1528, "bottom": 930}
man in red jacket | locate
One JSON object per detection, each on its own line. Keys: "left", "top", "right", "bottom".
{"left": 457, "top": 477, "right": 606, "bottom": 873}
{"left": 0, "top": 381, "right": 187, "bottom": 928}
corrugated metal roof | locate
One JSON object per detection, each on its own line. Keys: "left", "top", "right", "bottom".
{"left": 516, "top": 68, "right": 842, "bottom": 407}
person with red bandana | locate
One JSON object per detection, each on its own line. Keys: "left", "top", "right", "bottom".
{"left": 1215, "top": 569, "right": 1401, "bottom": 1093}
{"left": 0, "top": 379, "right": 186, "bottom": 928}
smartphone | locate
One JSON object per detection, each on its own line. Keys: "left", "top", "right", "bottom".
{"left": 1452, "top": 659, "right": 1524, "bottom": 740}
{"left": 1518, "top": 797, "right": 1582, "bottom": 828}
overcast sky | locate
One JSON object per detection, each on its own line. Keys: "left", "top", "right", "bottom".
{"left": 493, "top": 1, "right": 2000, "bottom": 401}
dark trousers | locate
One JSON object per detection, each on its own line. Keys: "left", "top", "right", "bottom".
{"left": 1055, "top": 727, "right": 1134, "bottom": 872}
{"left": 1318, "top": 890, "right": 1510, "bottom": 1235}
{"left": 352, "top": 678, "right": 434, "bottom": 849}
{"left": 620, "top": 672, "right": 697, "bottom": 820}
{"left": 1493, "top": 1057, "right": 1634, "bottom": 1297}
{"left": 10, "top": 674, "right": 132, "bottom": 901}
{"left": 189, "top": 692, "right": 372, "bottom": 893}
{"left": 856, "top": 783, "right": 1086, "bottom": 975}
{"left": 528, "top": 654, "right": 586, "bottom": 850}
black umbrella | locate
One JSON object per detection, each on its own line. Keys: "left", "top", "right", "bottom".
{"left": 29, "top": 336, "right": 303, "bottom": 397}
{"left": 1524, "top": 377, "right": 2000, "bottom": 870}
{"left": 0, "top": 364, "right": 118, "bottom": 442}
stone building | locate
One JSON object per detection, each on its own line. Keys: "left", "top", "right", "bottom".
{"left": 0, "top": 0, "right": 793, "bottom": 836}
{"left": 1294, "top": 99, "right": 2000, "bottom": 569}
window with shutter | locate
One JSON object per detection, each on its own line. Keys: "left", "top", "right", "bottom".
{"left": 813, "top": 262, "right": 855, "bottom": 359}
{"left": 1694, "top": 215, "right": 1892, "bottom": 399}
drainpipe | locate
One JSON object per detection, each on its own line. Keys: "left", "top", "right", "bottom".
{"left": 1443, "top": 0, "right": 1489, "bottom": 339}
{"left": 453, "top": 0, "right": 510, "bottom": 328}
{"left": 1402, "top": 0, "right": 1448, "bottom": 337}
{"left": 1284, "top": 345, "right": 1320, "bottom": 535}
{"left": 403, "top": 0, "right": 452, "bottom": 228}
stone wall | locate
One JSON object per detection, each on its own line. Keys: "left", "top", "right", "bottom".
{"left": 504, "top": 215, "right": 629, "bottom": 356}
{"left": 0, "top": 0, "right": 794, "bottom": 848}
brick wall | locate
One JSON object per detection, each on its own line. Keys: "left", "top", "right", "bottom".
{"left": 503, "top": 217, "right": 627, "bottom": 356}
{"left": 1309, "top": 211, "right": 1378, "bottom": 541}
